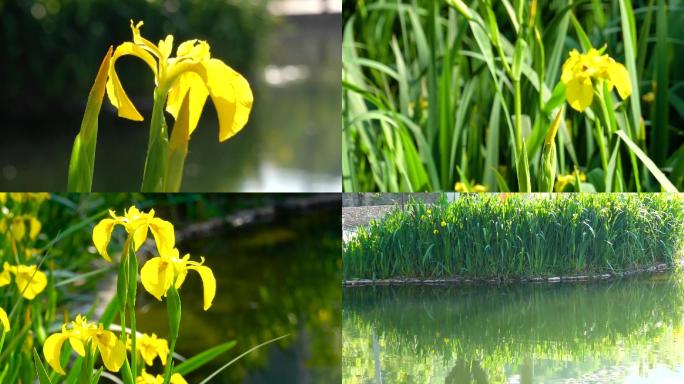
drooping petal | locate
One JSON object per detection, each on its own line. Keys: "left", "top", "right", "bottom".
{"left": 11, "top": 218, "right": 25, "bottom": 240}
{"left": 43, "top": 332, "right": 69, "bottom": 375}
{"left": 0, "top": 307, "right": 9, "bottom": 333}
{"left": 95, "top": 330, "right": 126, "bottom": 372}
{"left": 29, "top": 217, "right": 41, "bottom": 240}
{"left": 141, "top": 257, "right": 174, "bottom": 301}
{"left": 69, "top": 336, "right": 86, "bottom": 356}
{"left": 607, "top": 61, "right": 632, "bottom": 100}
{"left": 93, "top": 218, "right": 117, "bottom": 262}
{"left": 203, "top": 58, "right": 253, "bottom": 142}
{"left": 565, "top": 76, "right": 594, "bottom": 112}
{"left": 186, "top": 263, "right": 216, "bottom": 310}
{"left": 106, "top": 42, "right": 158, "bottom": 121}
{"left": 132, "top": 224, "right": 150, "bottom": 252}
{"left": 149, "top": 218, "right": 176, "bottom": 254}
{"left": 14, "top": 266, "right": 47, "bottom": 300}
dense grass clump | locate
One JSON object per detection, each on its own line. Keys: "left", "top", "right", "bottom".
{"left": 343, "top": 194, "right": 684, "bottom": 279}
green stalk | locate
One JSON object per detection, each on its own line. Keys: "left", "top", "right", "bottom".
{"left": 163, "top": 286, "right": 182, "bottom": 384}
{"left": 127, "top": 241, "right": 138, "bottom": 378}
{"left": 513, "top": 79, "right": 531, "bottom": 192}
{"left": 141, "top": 89, "right": 170, "bottom": 192}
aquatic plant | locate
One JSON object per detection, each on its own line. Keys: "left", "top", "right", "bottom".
{"left": 343, "top": 194, "right": 684, "bottom": 279}
{"left": 342, "top": 0, "right": 682, "bottom": 192}
{"left": 0, "top": 194, "right": 285, "bottom": 383}
{"left": 68, "top": 20, "right": 253, "bottom": 192}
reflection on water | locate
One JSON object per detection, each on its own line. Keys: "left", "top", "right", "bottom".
{"left": 343, "top": 275, "right": 684, "bottom": 383}
{"left": 0, "top": 14, "right": 340, "bottom": 191}
{"left": 135, "top": 208, "right": 341, "bottom": 383}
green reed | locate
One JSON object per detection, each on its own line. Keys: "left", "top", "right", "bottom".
{"left": 343, "top": 194, "right": 684, "bottom": 279}
{"left": 342, "top": 0, "right": 684, "bottom": 192}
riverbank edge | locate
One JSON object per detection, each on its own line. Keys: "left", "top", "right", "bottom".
{"left": 343, "top": 262, "right": 681, "bottom": 287}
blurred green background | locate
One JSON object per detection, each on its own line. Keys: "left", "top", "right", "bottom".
{"left": 0, "top": 0, "right": 341, "bottom": 191}
{"left": 40, "top": 193, "right": 341, "bottom": 383}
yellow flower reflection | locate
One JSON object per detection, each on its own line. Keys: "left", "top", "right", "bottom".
{"left": 140, "top": 248, "right": 216, "bottom": 310}
{"left": 137, "top": 370, "right": 187, "bottom": 384}
{"left": 43, "top": 314, "right": 126, "bottom": 375}
{"left": 561, "top": 47, "right": 631, "bottom": 111}
{"left": 107, "top": 20, "right": 253, "bottom": 143}
{"left": 128, "top": 332, "right": 169, "bottom": 366}
{"left": 93, "top": 206, "right": 175, "bottom": 262}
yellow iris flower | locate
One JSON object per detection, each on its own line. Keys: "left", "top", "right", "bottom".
{"left": 0, "top": 307, "right": 9, "bottom": 333}
{"left": 43, "top": 314, "right": 126, "bottom": 375}
{"left": 137, "top": 370, "right": 187, "bottom": 384}
{"left": 140, "top": 248, "right": 216, "bottom": 310}
{"left": 127, "top": 332, "right": 169, "bottom": 366}
{"left": 93, "top": 206, "right": 175, "bottom": 262}
{"left": 0, "top": 263, "right": 47, "bottom": 300}
{"left": 560, "top": 48, "right": 632, "bottom": 111}
{"left": 107, "top": 20, "right": 253, "bottom": 142}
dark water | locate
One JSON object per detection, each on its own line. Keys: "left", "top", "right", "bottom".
{"left": 0, "top": 14, "right": 341, "bottom": 192}
{"left": 135, "top": 207, "right": 341, "bottom": 383}
{"left": 343, "top": 274, "right": 684, "bottom": 383}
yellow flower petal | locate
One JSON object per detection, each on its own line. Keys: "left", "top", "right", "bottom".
{"left": 203, "top": 58, "right": 253, "bottom": 142}
{"left": 69, "top": 336, "right": 86, "bottom": 357}
{"left": 130, "top": 20, "right": 163, "bottom": 60}
{"left": 149, "top": 218, "right": 176, "bottom": 255}
{"left": 93, "top": 218, "right": 116, "bottom": 262}
{"left": 0, "top": 263, "right": 11, "bottom": 287}
{"left": 141, "top": 257, "right": 174, "bottom": 301}
{"left": 0, "top": 307, "right": 9, "bottom": 333}
{"left": 11, "top": 218, "right": 26, "bottom": 241}
{"left": 106, "top": 42, "right": 158, "bottom": 121}
{"left": 166, "top": 72, "right": 208, "bottom": 137}
{"left": 565, "top": 76, "right": 594, "bottom": 111}
{"left": 607, "top": 61, "right": 632, "bottom": 100}
{"left": 43, "top": 332, "right": 69, "bottom": 375}
{"left": 13, "top": 265, "right": 47, "bottom": 300}
{"left": 95, "top": 330, "right": 126, "bottom": 372}
{"left": 186, "top": 263, "right": 216, "bottom": 310}
{"left": 171, "top": 373, "right": 188, "bottom": 384}
{"left": 29, "top": 217, "right": 41, "bottom": 240}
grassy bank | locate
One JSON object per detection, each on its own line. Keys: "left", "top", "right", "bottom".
{"left": 343, "top": 194, "right": 684, "bottom": 280}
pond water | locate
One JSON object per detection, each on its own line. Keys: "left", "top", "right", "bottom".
{"left": 0, "top": 14, "right": 340, "bottom": 192}
{"left": 134, "top": 207, "right": 341, "bottom": 383}
{"left": 343, "top": 274, "right": 684, "bottom": 383}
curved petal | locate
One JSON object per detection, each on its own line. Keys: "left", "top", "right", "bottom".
{"left": 0, "top": 307, "right": 9, "bottom": 333}
{"left": 203, "top": 58, "right": 253, "bottom": 142}
{"left": 132, "top": 224, "right": 149, "bottom": 252}
{"left": 69, "top": 336, "right": 86, "bottom": 356}
{"left": 96, "top": 330, "right": 126, "bottom": 372}
{"left": 43, "top": 332, "right": 69, "bottom": 375}
{"left": 607, "top": 61, "right": 632, "bottom": 100}
{"left": 141, "top": 257, "right": 174, "bottom": 301}
{"left": 106, "top": 42, "right": 158, "bottom": 121}
{"left": 130, "top": 20, "right": 163, "bottom": 60}
{"left": 149, "top": 218, "right": 176, "bottom": 255}
{"left": 166, "top": 72, "right": 208, "bottom": 137}
{"left": 93, "top": 218, "right": 116, "bottom": 262}
{"left": 565, "top": 76, "right": 594, "bottom": 112}
{"left": 11, "top": 218, "right": 25, "bottom": 240}
{"left": 187, "top": 263, "right": 216, "bottom": 310}
{"left": 0, "top": 264, "right": 11, "bottom": 287}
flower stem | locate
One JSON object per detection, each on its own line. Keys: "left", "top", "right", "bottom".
{"left": 513, "top": 79, "right": 531, "bottom": 192}
{"left": 141, "top": 89, "right": 169, "bottom": 192}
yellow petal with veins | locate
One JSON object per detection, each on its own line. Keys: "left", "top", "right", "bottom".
{"left": 92, "top": 218, "right": 116, "bottom": 262}
{"left": 95, "top": 330, "right": 126, "bottom": 372}
{"left": 204, "top": 58, "right": 253, "bottom": 142}
{"left": 141, "top": 257, "right": 174, "bottom": 301}
{"left": 149, "top": 218, "right": 176, "bottom": 255}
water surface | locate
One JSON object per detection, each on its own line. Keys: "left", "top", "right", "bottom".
{"left": 343, "top": 275, "right": 684, "bottom": 383}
